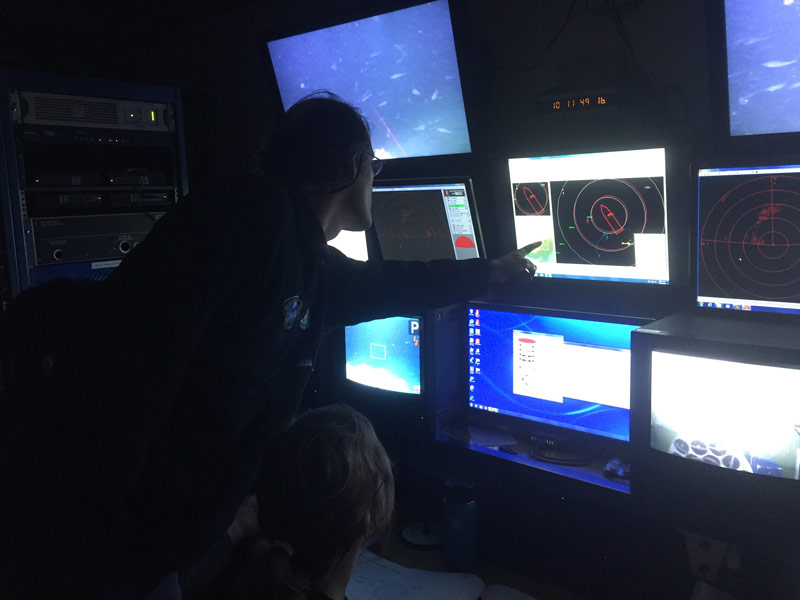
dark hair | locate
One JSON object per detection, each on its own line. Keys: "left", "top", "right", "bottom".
{"left": 259, "top": 92, "right": 372, "bottom": 193}
{"left": 245, "top": 404, "right": 394, "bottom": 599}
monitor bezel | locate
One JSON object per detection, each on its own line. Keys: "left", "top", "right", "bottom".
{"left": 342, "top": 313, "right": 425, "bottom": 398}
{"left": 705, "top": 0, "right": 800, "bottom": 150}
{"left": 465, "top": 300, "right": 651, "bottom": 445}
{"left": 500, "top": 146, "right": 673, "bottom": 287}
{"left": 692, "top": 156, "right": 800, "bottom": 319}
{"left": 256, "top": 0, "right": 477, "bottom": 167}
{"left": 631, "top": 325, "right": 800, "bottom": 543}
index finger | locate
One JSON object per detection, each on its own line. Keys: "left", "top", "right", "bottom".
{"left": 516, "top": 240, "right": 542, "bottom": 257}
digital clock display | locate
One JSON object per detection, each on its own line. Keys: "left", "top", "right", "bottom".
{"left": 537, "top": 92, "right": 616, "bottom": 113}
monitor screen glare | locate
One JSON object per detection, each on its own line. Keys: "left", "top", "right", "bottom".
{"left": 467, "top": 304, "right": 641, "bottom": 441}
{"left": 651, "top": 350, "right": 800, "bottom": 480}
{"left": 725, "top": 0, "right": 800, "bottom": 137}
{"left": 508, "top": 148, "right": 669, "bottom": 284}
{"left": 697, "top": 163, "right": 800, "bottom": 315}
{"left": 372, "top": 180, "right": 480, "bottom": 261}
{"left": 266, "top": 0, "right": 471, "bottom": 159}
{"left": 345, "top": 316, "right": 421, "bottom": 394}
{"left": 328, "top": 230, "right": 369, "bottom": 261}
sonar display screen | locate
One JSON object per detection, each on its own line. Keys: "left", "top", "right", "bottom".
{"left": 265, "top": 0, "right": 471, "bottom": 160}
{"left": 345, "top": 316, "right": 421, "bottom": 395}
{"left": 467, "top": 303, "right": 644, "bottom": 441}
{"left": 697, "top": 163, "right": 800, "bottom": 315}
{"left": 509, "top": 148, "right": 669, "bottom": 284}
{"left": 725, "top": 0, "right": 800, "bottom": 137}
{"left": 371, "top": 180, "right": 480, "bottom": 261}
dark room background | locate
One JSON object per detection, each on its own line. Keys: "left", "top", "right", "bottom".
{"left": 0, "top": 0, "right": 711, "bottom": 192}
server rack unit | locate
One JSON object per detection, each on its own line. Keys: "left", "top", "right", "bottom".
{"left": 0, "top": 70, "right": 188, "bottom": 306}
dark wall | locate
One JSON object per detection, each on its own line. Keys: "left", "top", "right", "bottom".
{"left": 0, "top": 0, "right": 712, "bottom": 189}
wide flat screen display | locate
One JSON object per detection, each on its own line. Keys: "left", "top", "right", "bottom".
{"left": 372, "top": 179, "right": 481, "bottom": 261}
{"left": 697, "top": 162, "right": 800, "bottom": 315}
{"left": 467, "top": 304, "right": 644, "bottom": 442}
{"left": 651, "top": 350, "right": 800, "bottom": 481}
{"left": 508, "top": 148, "right": 669, "bottom": 284}
{"left": 265, "top": 0, "right": 471, "bottom": 159}
{"left": 725, "top": 0, "right": 800, "bottom": 137}
{"left": 345, "top": 316, "right": 421, "bottom": 394}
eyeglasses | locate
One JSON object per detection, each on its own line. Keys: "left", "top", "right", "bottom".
{"left": 368, "top": 154, "right": 384, "bottom": 177}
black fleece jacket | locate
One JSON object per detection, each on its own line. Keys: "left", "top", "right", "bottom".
{"left": 0, "top": 174, "right": 491, "bottom": 599}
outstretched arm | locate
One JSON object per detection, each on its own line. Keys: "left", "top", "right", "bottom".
{"left": 324, "top": 241, "right": 541, "bottom": 328}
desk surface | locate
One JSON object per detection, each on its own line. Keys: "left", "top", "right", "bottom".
{"left": 372, "top": 525, "right": 587, "bottom": 600}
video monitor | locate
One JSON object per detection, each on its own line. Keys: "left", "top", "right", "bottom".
{"left": 650, "top": 350, "right": 800, "bottom": 481}
{"left": 466, "top": 302, "right": 647, "bottom": 442}
{"left": 508, "top": 148, "right": 669, "bottom": 284}
{"left": 328, "top": 230, "right": 368, "bottom": 261}
{"left": 345, "top": 315, "right": 421, "bottom": 394}
{"left": 264, "top": 0, "right": 471, "bottom": 160}
{"left": 724, "top": 0, "right": 800, "bottom": 137}
{"left": 697, "top": 162, "right": 800, "bottom": 315}
{"left": 371, "top": 178, "right": 482, "bottom": 261}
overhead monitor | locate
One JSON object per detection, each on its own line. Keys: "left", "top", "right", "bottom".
{"left": 508, "top": 148, "right": 669, "bottom": 284}
{"left": 371, "top": 177, "right": 482, "bottom": 261}
{"left": 263, "top": 0, "right": 472, "bottom": 160}
{"left": 724, "top": 0, "right": 800, "bottom": 137}
{"left": 697, "top": 162, "right": 800, "bottom": 315}
{"left": 345, "top": 315, "right": 421, "bottom": 395}
{"left": 466, "top": 302, "right": 647, "bottom": 442}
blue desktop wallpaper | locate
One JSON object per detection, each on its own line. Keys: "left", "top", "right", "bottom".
{"left": 267, "top": 0, "right": 471, "bottom": 159}
{"left": 726, "top": 0, "right": 800, "bottom": 136}
{"left": 469, "top": 307, "right": 636, "bottom": 441}
{"left": 345, "top": 316, "right": 421, "bottom": 395}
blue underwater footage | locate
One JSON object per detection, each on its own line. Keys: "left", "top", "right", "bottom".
{"left": 268, "top": 0, "right": 471, "bottom": 158}
{"left": 726, "top": 0, "right": 800, "bottom": 136}
{"left": 345, "top": 316, "right": 421, "bottom": 395}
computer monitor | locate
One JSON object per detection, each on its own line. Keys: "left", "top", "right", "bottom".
{"left": 344, "top": 315, "right": 421, "bottom": 395}
{"left": 650, "top": 351, "right": 800, "bottom": 480}
{"left": 723, "top": 0, "right": 800, "bottom": 137}
{"left": 371, "top": 177, "right": 483, "bottom": 261}
{"left": 696, "top": 162, "right": 800, "bottom": 315}
{"left": 508, "top": 148, "right": 669, "bottom": 284}
{"left": 330, "top": 228, "right": 423, "bottom": 395}
{"left": 328, "top": 230, "right": 368, "bottom": 262}
{"left": 263, "top": 0, "right": 472, "bottom": 160}
{"left": 466, "top": 302, "right": 648, "bottom": 442}
{"left": 631, "top": 312, "right": 800, "bottom": 542}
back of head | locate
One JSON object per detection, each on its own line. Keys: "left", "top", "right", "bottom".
{"left": 259, "top": 92, "right": 372, "bottom": 195}
{"left": 252, "top": 404, "right": 394, "bottom": 599}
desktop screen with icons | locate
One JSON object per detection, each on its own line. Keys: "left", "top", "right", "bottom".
{"left": 466, "top": 302, "right": 647, "bottom": 442}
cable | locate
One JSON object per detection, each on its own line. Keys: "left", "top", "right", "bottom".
{"left": 498, "top": 0, "right": 578, "bottom": 73}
